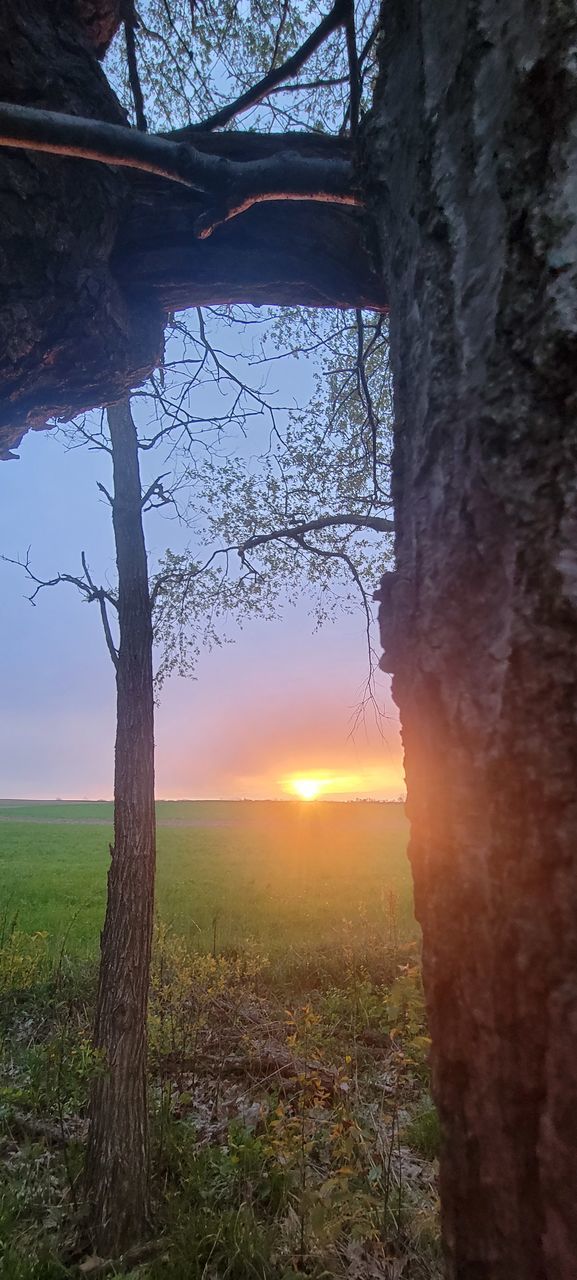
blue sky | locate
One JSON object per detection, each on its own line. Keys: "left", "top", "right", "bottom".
{"left": 0, "top": 324, "right": 402, "bottom": 802}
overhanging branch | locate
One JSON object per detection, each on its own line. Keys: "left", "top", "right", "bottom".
{"left": 0, "top": 101, "right": 199, "bottom": 187}
{"left": 0, "top": 113, "right": 386, "bottom": 447}
{"left": 0, "top": 101, "right": 359, "bottom": 236}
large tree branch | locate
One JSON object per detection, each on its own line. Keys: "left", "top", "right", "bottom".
{"left": 150, "top": 513, "right": 394, "bottom": 607}
{"left": 0, "top": 102, "right": 358, "bottom": 237}
{"left": 116, "top": 134, "right": 386, "bottom": 314}
{"left": 0, "top": 0, "right": 387, "bottom": 451}
{"left": 0, "top": 101, "right": 202, "bottom": 185}
{"left": 0, "top": 104, "right": 386, "bottom": 451}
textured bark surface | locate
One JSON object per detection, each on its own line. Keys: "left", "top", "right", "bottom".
{"left": 366, "top": 3, "right": 577, "bottom": 1277}
{"left": 72, "top": 0, "right": 122, "bottom": 55}
{"left": 0, "top": 4, "right": 385, "bottom": 457}
{"left": 84, "top": 400, "right": 156, "bottom": 1254}
{"left": 116, "top": 133, "right": 384, "bottom": 314}
{"left": 0, "top": 1, "right": 162, "bottom": 458}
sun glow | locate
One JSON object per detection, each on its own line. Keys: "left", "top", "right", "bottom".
{"left": 290, "top": 777, "right": 324, "bottom": 801}
{"left": 283, "top": 771, "right": 370, "bottom": 801}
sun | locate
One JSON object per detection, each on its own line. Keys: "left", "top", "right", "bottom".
{"left": 290, "top": 777, "right": 323, "bottom": 801}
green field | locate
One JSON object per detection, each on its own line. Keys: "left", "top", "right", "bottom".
{"left": 0, "top": 800, "right": 413, "bottom": 960}
{"left": 0, "top": 802, "right": 441, "bottom": 1279}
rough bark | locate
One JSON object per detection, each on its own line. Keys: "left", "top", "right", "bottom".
{"left": 366, "top": 3, "right": 577, "bottom": 1277}
{"left": 116, "top": 160, "right": 382, "bottom": 314}
{"left": 72, "top": 0, "right": 122, "bottom": 55}
{"left": 84, "top": 399, "right": 156, "bottom": 1254}
{"left": 0, "top": 3, "right": 386, "bottom": 458}
{"left": 0, "top": 1, "right": 163, "bottom": 459}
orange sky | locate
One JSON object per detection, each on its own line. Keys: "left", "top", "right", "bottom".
{"left": 153, "top": 613, "right": 405, "bottom": 801}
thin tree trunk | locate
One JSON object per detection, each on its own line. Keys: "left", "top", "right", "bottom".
{"left": 85, "top": 398, "right": 156, "bottom": 1255}
{"left": 367, "top": 2, "right": 577, "bottom": 1276}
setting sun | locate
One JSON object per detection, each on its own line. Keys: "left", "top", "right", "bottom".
{"left": 282, "top": 770, "right": 375, "bottom": 800}
{"left": 290, "top": 777, "right": 323, "bottom": 801}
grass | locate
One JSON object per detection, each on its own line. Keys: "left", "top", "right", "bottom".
{"left": 0, "top": 801, "right": 414, "bottom": 960}
{"left": 0, "top": 802, "right": 440, "bottom": 1279}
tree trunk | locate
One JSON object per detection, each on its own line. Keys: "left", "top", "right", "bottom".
{"left": 85, "top": 398, "right": 156, "bottom": 1255}
{"left": 367, "top": 2, "right": 577, "bottom": 1277}
{"left": 0, "top": 0, "right": 164, "bottom": 461}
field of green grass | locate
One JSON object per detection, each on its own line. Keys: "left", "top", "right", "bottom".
{"left": 0, "top": 800, "right": 414, "bottom": 961}
{"left": 0, "top": 802, "right": 442, "bottom": 1279}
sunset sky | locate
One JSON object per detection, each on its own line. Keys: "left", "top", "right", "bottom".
{"left": 0, "top": 353, "right": 403, "bottom": 803}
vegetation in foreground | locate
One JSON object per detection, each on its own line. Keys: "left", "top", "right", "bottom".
{"left": 0, "top": 804, "right": 439, "bottom": 1278}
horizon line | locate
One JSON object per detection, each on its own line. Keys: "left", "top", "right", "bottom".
{"left": 0, "top": 795, "right": 406, "bottom": 805}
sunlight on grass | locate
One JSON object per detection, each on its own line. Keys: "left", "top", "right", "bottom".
{"left": 0, "top": 800, "right": 414, "bottom": 958}
{"left": 0, "top": 802, "right": 442, "bottom": 1279}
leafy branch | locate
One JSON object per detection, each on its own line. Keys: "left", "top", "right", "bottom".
{"left": 241, "top": 512, "right": 393, "bottom": 551}
{"left": 187, "top": 0, "right": 351, "bottom": 133}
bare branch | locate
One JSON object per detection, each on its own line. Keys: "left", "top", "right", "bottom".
{"left": 97, "top": 596, "right": 120, "bottom": 669}
{"left": 186, "top": 0, "right": 349, "bottom": 133}
{"left": 97, "top": 481, "right": 114, "bottom": 506}
{"left": 241, "top": 513, "right": 393, "bottom": 553}
{"left": 140, "top": 473, "right": 173, "bottom": 510}
{"left": 2, "top": 550, "right": 91, "bottom": 605}
{"left": 269, "top": 0, "right": 290, "bottom": 71}
{"left": 82, "top": 550, "right": 120, "bottom": 669}
{"left": 355, "top": 309, "right": 382, "bottom": 502}
{"left": 0, "top": 102, "right": 359, "bottom": 236}
{"left": 344, "top": 0, "right": 361, "bottom": 135}
{"left": 261, "top": 75, "right": 349, "bottom": 96}
{"left": 123, "top": 0, "right": 148, "bottom": 132}
{"left": 2, "top": 549, "right": 119, "bottom": 666}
